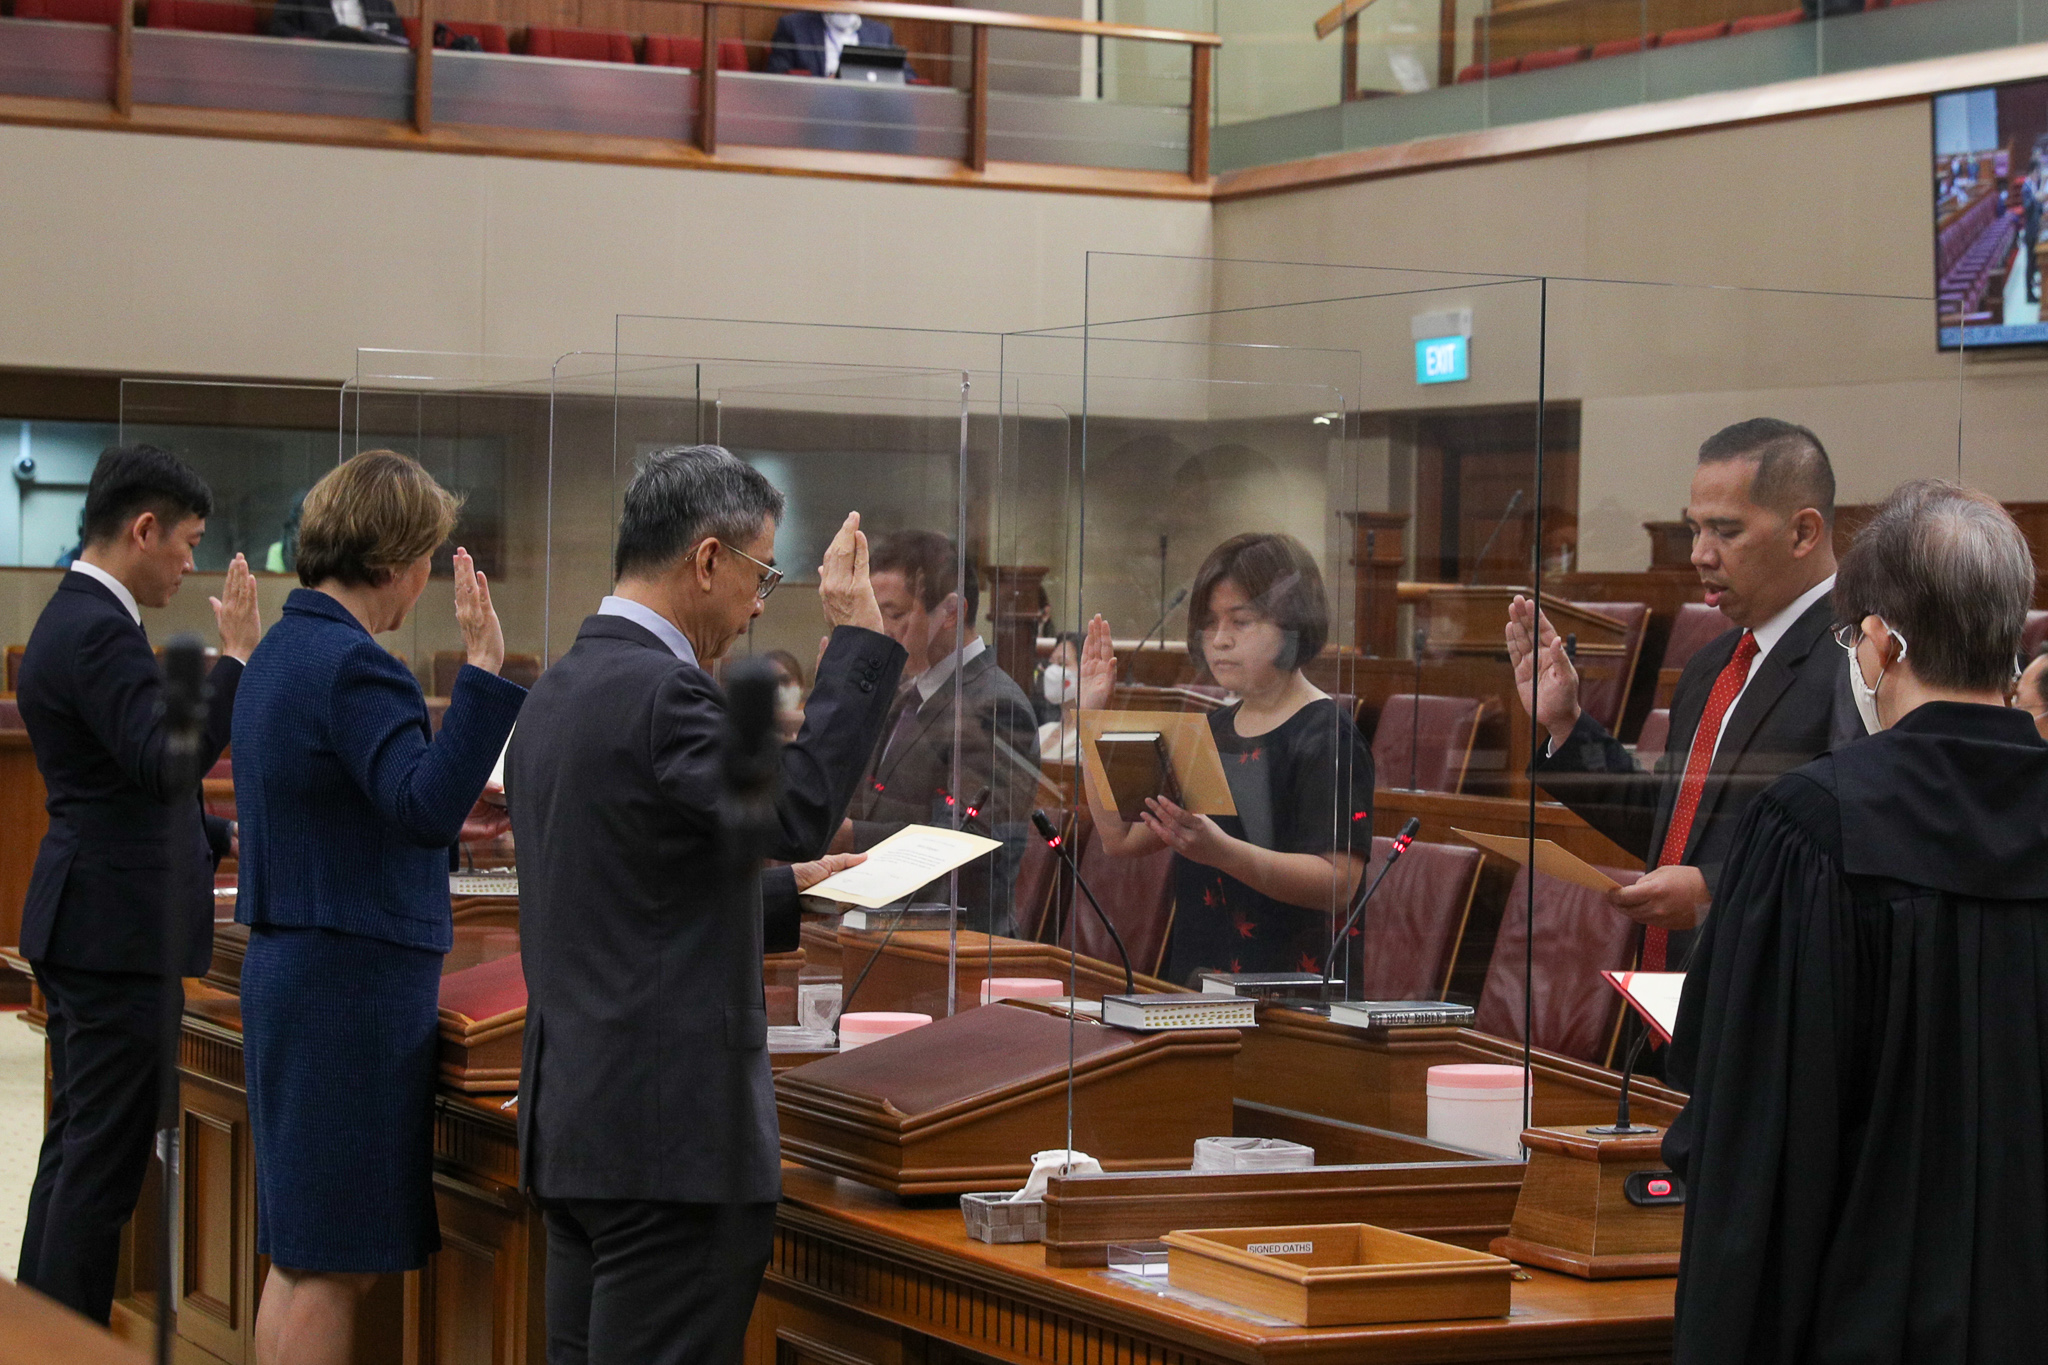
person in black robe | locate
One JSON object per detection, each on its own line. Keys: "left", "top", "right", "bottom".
{"left": 1664, "top": 478, "right": 2048, "bottom": 1364}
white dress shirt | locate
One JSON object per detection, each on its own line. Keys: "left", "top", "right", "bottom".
{"left": 599, "top": 595, "right": 697, "bottom": 666}
{"left": 822, "top": 12, "right": 861, "bottom": 75}
{"left": 1714, "top": 573, "right": 1837, "bottom": 759}
{"left": 71, "top": 559, "right": 142, "bottom": 626}
{"left": 912, "top": 634, "right": 984, "bottom": 704}
{"left": 331, "top": 0, "right": 365, "bottom": 28}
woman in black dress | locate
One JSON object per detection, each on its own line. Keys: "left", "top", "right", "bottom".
{"left": 1078, "top": 532, "right": 1372, "bottom": 985}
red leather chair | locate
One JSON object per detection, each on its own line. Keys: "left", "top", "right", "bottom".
{"left": 1730, "top": 9, "right": 1803, "bottom": 33}
{"left": 1662, "top": 602, "right": 1735, "bottom": 673}
{"left": 642, "top": 33, "right": 751, "bottom": 70}
{"left": 2021, "top": 609, "right": 2048, "bottom": 658}
{"left": 1657, "top": 20, "right": 1731, "bottom": 46}
{"left": 0, "top": 698, "right": 23, "bottom": 730}
{"left": 1371, "top": 694, "right": 1482, "bottom": 794}
{"left": 1475, "top": 863, "right": 1643, "bottom": 1065}
{"left": 1589, "top": 35, "right": 1651, "bottom": 57}
{"left": 432, "top": 650, "right": 541, "bottom": 695}
{"left": 400, "top": 17, "right": 511, "bottom": 52}
{"left": 1070, "top": 821, "right": 1176, "bottom": 979}
{"left": 1569, "top": 601, "right": 1649, "bottom": 734}
{"left": 1454, "top": 56, "right": 1521, "bottom": 82}
{"left": 1517, "top": 45, "right": 1588, "bottom": 71}
{"left": 14, "top": 0, "right": 125, "bottom": 22}
{"left": 1350, "top": 836, "right": 1484, "bottom": 1000}
{"left": 1012, "top": 808, "right": 1071, "bottom": 943}
{"left": 145, "top": 0, "right": 260, "bottom": 32}
{"left": 520, "top": 25, "right": 636, "bottom": 62}
{"left": 1634, "top": 708, "right": 1671, "bottom": 761}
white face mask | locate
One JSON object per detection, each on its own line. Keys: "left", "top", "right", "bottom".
{"left": 1846, "top": 620, "right": 1906, "bottom": 734}
{"left": 1041, "top": 663, "right": 1076, "bottom": 706}
{"left": 776, "top": 683, "right": 803, "bottom": 713}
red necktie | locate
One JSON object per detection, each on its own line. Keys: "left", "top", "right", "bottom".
{"left": 1645, "top": 630, "right": 1758, "bottom": 971}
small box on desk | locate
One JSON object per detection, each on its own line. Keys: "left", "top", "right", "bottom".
{"left": 1161, "top": 1222, "right": 1514, "bottom": 1327}
{"left": 1491, "top": 1126, "right": 1682, "bottom": 1279}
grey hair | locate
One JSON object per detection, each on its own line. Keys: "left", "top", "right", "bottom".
{"left": 613, "top": 444, "right": 786, "bottom": 581}
{"left": 1835, "top": 479, "right": 2035, "bottom": 692}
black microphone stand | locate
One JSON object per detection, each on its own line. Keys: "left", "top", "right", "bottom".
{"left": 156, "top": 637, "right": 210, "bottom": 1365}
{"left": 1125, "top": 587, "right": 1189, "bottom": 680}
{"left": 1320, "top": 816, "right": 1421, "bottom": 1004}
{"left": 1589, "top": 1013, "right": 1659, "bottom": 1135}
{"left": 1466, "top": 488, "right": 1526, "bottom": 586}
{"left": 1031, "top": 809, "right": 1134, "bottom": 995}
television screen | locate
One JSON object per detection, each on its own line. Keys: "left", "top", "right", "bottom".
{"left": 1934, "top": 79, "right": 2048, "bottom": 350}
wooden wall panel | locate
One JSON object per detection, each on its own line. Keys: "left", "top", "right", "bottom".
{"left": 0, "top": 735, "right": 44, "bottom": 1005}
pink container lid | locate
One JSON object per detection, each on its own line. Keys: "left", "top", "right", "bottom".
{"left": 980, "top": 977, "right": 1066, "bottom": 1004}
{"left": 839, "top": 1011, "right": 932, "bottom": 1036}
{"left": 1427, "top": 1063, "right": 1528, "bottom": 1091}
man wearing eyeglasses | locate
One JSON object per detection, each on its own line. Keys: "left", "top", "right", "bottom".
{"left": 1506, "top": 419, "right": 1863, "bottom": 980}
{"left": 505, "top": 445, "right": 907, "bottom": 1365}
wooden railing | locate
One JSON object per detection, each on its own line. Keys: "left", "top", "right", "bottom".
{"left": 101, "top": 0, "right": 1221, "bottom": 181}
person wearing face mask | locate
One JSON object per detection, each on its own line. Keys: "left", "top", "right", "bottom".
{"left": 1036, "top": 632, "right": 1083, "bottom": 764}
{"left": 1661, "top": 479, "right": 2048, "bottom": 1365}
{"left": 1078, "top": 533, "right": 1374, "bottom": 986}
{"left": 762, "top": 648, "right": 808, "bottom": 742}
{"left": 1505, "top": 419, "right": 1863, "bottom": 982}
{"left": 766, "top": 9, "right": 906, "bottom": 76}
{"left": 837, "top": 529, "right": 1041, "bottom": 935}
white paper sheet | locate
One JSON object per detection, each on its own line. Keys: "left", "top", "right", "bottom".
{"left": 1601, "top": 970, "right": 1685, "bottom": 1043}
{"left": 802, "top": 824, "right": 1005, "bottom": 909}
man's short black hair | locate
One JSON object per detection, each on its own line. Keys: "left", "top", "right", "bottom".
{"left": 1697, "top": 419, "right": 1836, "bottom": 528}
{"left": 870, "top": 529, "right": 978, "bottom": 627}
{"left": 81, "top": 445, "right": 214, "bottom": 547}
{"left": 614, "top": 445, "right": 785, "bottom": 581}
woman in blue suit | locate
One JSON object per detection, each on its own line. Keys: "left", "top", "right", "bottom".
{"left": 232, "top": 450, "right": 525, "bottom": 1365}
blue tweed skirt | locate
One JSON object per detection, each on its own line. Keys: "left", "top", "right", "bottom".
{"left": 242, "top": 924, "right": 444, "bottom": 1273}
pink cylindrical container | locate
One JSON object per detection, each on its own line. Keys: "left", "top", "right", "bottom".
{"left": 837, "top": 1011, "right": 932, "bottom": 1050}
{"left": 1426, "top": 1063, "right": 1530, "bottom": 1159}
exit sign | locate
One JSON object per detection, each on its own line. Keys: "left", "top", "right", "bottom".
{"left": 1415, "top": 335, "right": 1469, "bottom": 385}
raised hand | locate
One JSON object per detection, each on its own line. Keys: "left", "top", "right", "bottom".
{"left": 211, "top": 553, "right": 262, "bottom": 663}
{"left": 1505, "top": 594, "right": 1581, "bottom": 746}
{"left": 818, "top": 512, "right": 884, "bottom": 635}
{"left": 454, "top": 547, "right": 505, "bottom": 677}
{"left": 1077, "top": 613, "right": 1118, "bottom": 711}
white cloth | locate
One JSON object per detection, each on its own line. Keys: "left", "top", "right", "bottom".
{"left": 599, "top": 595, "right": 697, "bottom": 666}
{"left": 1713, "top": 573, "right": 1837, "bottom": 759}
{"left": 1037, "top": 718, "right": 1079, "bottom": 764}
{"left": 913, "top": 634, "right": 985, "bottom": 704}
{"left": 70, "top": 560, "right": 141, "bottom": 625}
{"left": 1012, "top": 1148, "right": 1100, "bottom": 1202}
{"left": 822, "top": 12, "right": 861, "bottom": 76}
{"left": 330, "top": 0, "right": 365, "bottom": 29}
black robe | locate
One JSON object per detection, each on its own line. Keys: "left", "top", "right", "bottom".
{"left": 1663, "top": 701, "right": 2048, "bottom": 1364}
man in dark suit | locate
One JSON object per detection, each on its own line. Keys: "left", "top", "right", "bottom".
{"left": 837, "top": 530, "right": 1042, "bottom": 936}
{"left": 766, "top": 9, "right": 905, "bottom": 76}
{"left": 15, "top": 444, "right": 262, "bottom": 1324}
{"left": 507, "top": 445, "right": 903, "bottom": 1365}
{"left": 268, "top": 0, "right": 405, "bottom": 43}
{"left": 1507, "top": 419, "right": 1860, "bottom": 974}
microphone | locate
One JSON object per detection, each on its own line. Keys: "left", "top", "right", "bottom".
{"left": 1126, "top": 586, "right": 1190, "bottom": 677}
{"left": 1321, "top": 816, "right": 1421, "bottom": 1003}
{"left": 719, "top": 658, "right": 783, "bottom": 871}
{"left": 1589, "top": 1017, "right": 1658, "bottom": 1136}
{"left": 1031, "top": 809, "right": 1134, "bottom": 996}
{"left": 1466, "top": 489, "right": 1526, "bottom": 585}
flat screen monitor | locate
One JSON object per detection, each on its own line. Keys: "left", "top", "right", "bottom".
{"left": 1934, "top": 77, "right": 2048, "bottom": 350}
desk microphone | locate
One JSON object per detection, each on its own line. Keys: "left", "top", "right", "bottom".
{"left": 1589, "top": 1017, "right": 1658, "bottom": 1136}
{"left": 1031, "top": 809, "right": 1134, "bottom": 995}
{"left": 720, "top": 658, "right": 783, "bottom": 872}
{"left": 1320, "top": 816, "right": 1421, "bottom": 1004}
{"left": 1125, "top": 587, "right": 1189, "bottom": 678}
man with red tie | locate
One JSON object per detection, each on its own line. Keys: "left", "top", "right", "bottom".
{"left": 1506, "top": 419, "right": 1862, "bottom": 976}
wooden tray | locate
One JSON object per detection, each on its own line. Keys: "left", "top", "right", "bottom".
{"left": 1161, "top": 1222, "right": 1513, "bottom": 1327}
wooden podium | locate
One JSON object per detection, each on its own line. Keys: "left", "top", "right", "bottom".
{"left": 775, "top": 1002, "right": 1240, "bottom": 1195}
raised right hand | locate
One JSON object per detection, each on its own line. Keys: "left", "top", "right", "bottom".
{"left": 818, "top": 512, "right": 884, "bottom": 635}
{"left": 1505, "top": 594, "right": 1581, "bottom": 747}
{"left": 1078, "top": 614, "right": 1117, "bottom": 711}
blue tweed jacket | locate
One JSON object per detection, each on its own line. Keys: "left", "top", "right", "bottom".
{"left": 233, "top": 588, "right": 525, "bottom": 952}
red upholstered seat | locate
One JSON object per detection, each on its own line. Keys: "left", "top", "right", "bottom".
{"left": 1351, "top": 836, "right": 1483, "bottom": 1000}
{"left": 1517, "top": 45, "right": 1588, "bottom": 70}
{"left": 144, "top": 0, "right": 260, "bottom": 32}
{"left": 1730, "top": 9, "right": 1804, "bottom": 33}
{"left": 520, "top": 25, "right": 637, "bottom": 62}
{"left": 1475, "top": 863, "right": 1642, "bottom": 1064}
{"left": 439, "top": 951, "right": 527, "bottom": 1029}
{"left": 1657, "top": 20, "right": 1731, "bottom": 45}
{"left": 1070, "top": 821, "right": 1176, "bottom": 979}
{"left": 0, "top": 698, "right": 22, "bottom": 731}
{"left": 1635, "top": 708, "right": 1671, "bottom": 760}
{"left": 432, "top": 649, "right": 541, "bottom": 694}
{"left": 1454, "top": 55, "right": 1520, "bottom": 82}
{"left": 14, "top": 0, "right": 125, "bottom": 23}
{"left": 1371, "top": 693, "right": 1482, "bottom": 794}
{"left": 642, "top": 33, "right": 751, "bottom": 69}
{"left": 1661, "top": 601, "right": 1735, "bottom": 674}
{"left": 1570, "top": 600, "right": 1650, "bottom": 733}
{"left": 400, "top": 17, "right": 511, "bottom": 52}
{"left": 2022, "top": 609, "right": 2048, "bottom": 658}
{"left": 1589, "top": 35, "right": 1650, "bottom": 57}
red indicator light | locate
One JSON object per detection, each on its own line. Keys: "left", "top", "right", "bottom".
{"left": 1647, "top": 1179, "right": 1671, "bottom": 1197}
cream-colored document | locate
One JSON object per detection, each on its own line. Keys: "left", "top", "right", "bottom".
{"left": 1451, "top": 827, "right": 1622, "bottom": 894}
{"left": 802, "top": 825, "right": 1005, "bottom": 909}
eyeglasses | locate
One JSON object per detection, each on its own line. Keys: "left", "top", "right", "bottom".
{"left": 718, "top": 540, "right": 783, "bottom": 602}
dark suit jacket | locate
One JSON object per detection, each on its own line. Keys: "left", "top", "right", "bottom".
{"left": 766, "top": 11, "right": 901, "bottom": 75}
{"left": 268, "top": 0, "right": 403, "bottom": 40}
{"left": 17, "top": 571, "right": 240, "bottom": 976}
{"left": 507, "top": 618, "right": 904, "bottom": 1204}
{"left": 845, "top": 646, "right": 1041, "bottom": 934}
{"left": 1535, "top": 591, "right": 1859, "bottom": 965}
{"left": 233, "top": 589, "right": 525, "bottom": 953}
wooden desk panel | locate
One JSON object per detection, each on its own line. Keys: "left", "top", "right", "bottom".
{"left": 0, "top": 732, "right": 46, "bottom": 1005}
